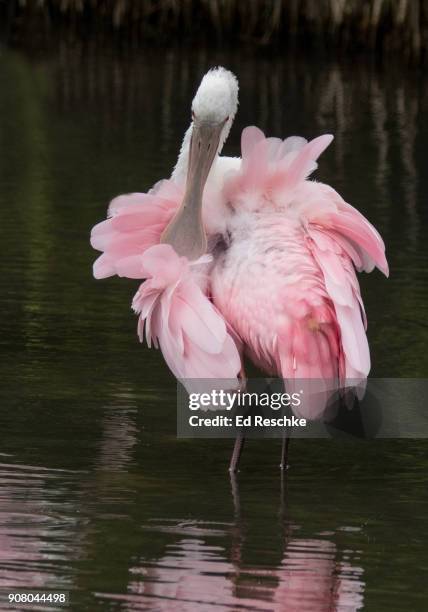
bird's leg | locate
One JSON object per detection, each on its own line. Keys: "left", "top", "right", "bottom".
{"left": 229, "top": 470, "right": 243, "bottom": 569}
{"left": 280, "top": 432, "right": 290, "bottom": 471}
{"left": 279, "top": 431, "right": 290, "bottom": 523}
{"left": 279, "top": 456, "right": 289, "bottom": 523}
{"left": 229, "top": 431, "right": 245, "bottom": 473}
{"left": 229, "top": 470, "right": 241, "bottom": 518}
{"left": 228, "top": 363, "right": 247, "bottom": 473}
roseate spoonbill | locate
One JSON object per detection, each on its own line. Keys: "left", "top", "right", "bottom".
{"left": 90, "top": 67, "right": 388, "bottom": 472}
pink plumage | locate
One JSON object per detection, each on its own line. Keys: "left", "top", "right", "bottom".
{"left": 90, "top": 181, "right": 241, "bottom": 383}
{"left": 212, "top": 127, "right": 388, "bottom": 398}
{"left": 90, "top": 180, "right": 182, "bottom": 280}
{"left": 91, "top": 127, "right": 388, "bottom": 394}
{"left": 90, "top": 125, "right": 388, "bottom": 399}
{"left": 131, "top": 244, "right": 241, "bottom": 380}
{"left": 90, "top": 67, "right": 388, "bottom": 470}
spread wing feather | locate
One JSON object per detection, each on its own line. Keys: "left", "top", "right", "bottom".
{"left": 132, "top": 245, "right": 241, "bottom": 381}
{"left": 90, "top": 183, "right": 241, "bottom": 383}
{"left": 216, "top": 127, "right": 389, "bottom": 407}
{"left": 90, "top": 180, "right": 182, "bottom": 279}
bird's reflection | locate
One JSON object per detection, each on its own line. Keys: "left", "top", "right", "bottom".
{"left": 121, "top": 474, "right": 365, "bottom": 611}
{"left": 0, "top": 386, "right": 366, "bottom": 610}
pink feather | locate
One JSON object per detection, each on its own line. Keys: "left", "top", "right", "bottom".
{"left": 90, "top": 181, "right": 181, "bottom": 279}
{"left": 132, "top": 245, "right": 241, "bottom": 381}
{"left": 212, "top": 126, "right": 388, "bottom": 417}
{"left": 90, "top": 120, "right": 388, "bottom": 418}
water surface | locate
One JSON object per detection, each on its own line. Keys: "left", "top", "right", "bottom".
{"left": 0, "top": 45, "right": 427, "bottom": 610}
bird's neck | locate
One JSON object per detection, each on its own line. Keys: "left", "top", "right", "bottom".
{"left": 171, "top": 124, "right": 193, "bottom": 185}
{"left": 171, "top": 119, "right": 232, "bottom": 185}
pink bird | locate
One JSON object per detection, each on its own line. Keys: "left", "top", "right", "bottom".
{"left": 90, "top": 67, "right": 388, "bottom": 472}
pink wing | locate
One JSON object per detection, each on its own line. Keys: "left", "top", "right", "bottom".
{"left": 277, "top": 197, "right": 387, "bottom": 418}
{"left": 90, "top": 180, "right": 182, "bottom": 279}
{"left": 228, "top": 127, "right": 388, "bottom": 382}
{"left": 224, "top": 126, "right": 333, "bottom": 209}
{"left": 90, "top": 184, "right": 241, "bottom": 383}
{"left": 304, "top": 183, "right": 388, "bottom": 380}
{"left": 132, "top": 245, "right": 241, "bottom": 381}
{"left": 215, "top": 127, "right": 388, "bottom": 415}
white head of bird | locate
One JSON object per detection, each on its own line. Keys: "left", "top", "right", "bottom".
{"left": 161, "top": 67, "right": 239, "bottom": 260}
{"left": 191, "top": 67, "right": 238, "bottom": 150}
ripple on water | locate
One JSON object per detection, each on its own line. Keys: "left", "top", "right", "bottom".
{"left": 0, "top": 462, "right": 83, "bottom": 590}
{"left": 93, "top": 520, "right": 364, "bottom": 611}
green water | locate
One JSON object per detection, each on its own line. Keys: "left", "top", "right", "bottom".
{"left": 0, "top": 45, "right": 428, "bottom": 610}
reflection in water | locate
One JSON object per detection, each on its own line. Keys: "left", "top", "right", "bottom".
{"left": 0, "top": 429, "right": 366, "bottom": 610}
{"left": 274, "top": 539, "right": 364, "bottom": 611}
{"left": 0, "top": 463, "right": 81, "bottom": 590}
{"left": 396, "top": 85, "right": 419, "bottom": 246}
{"left": 113, "top": 478, "right": 365, "bottom": 611}
{"left": 96, "top": 387, "right": 138, "bottom": 473}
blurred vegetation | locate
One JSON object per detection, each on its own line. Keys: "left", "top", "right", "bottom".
{"left": 1, "top": 0, "right": 427, "bottom": 60}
